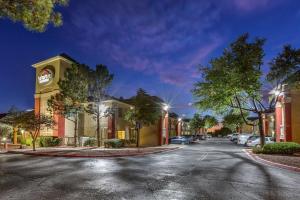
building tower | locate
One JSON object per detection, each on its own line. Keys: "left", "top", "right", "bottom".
{"left": 32, "top": 54, "right": 75, "bottom": 142}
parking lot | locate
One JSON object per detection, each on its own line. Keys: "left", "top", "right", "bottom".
{"left": 1, "top": 138, "right": 300, "bottom": 200}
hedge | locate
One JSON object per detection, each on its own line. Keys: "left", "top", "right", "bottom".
{"left": 104, "top": 139, "right": 124, "bottom": 148}
{"left": 253, "top": 142, "right": 300, "bottom": 155}
{"left": 84, "top": 138, "right": 97, "bottom": 147}
{"left": 39, "top": 137, "right": 62, "bottom": 147}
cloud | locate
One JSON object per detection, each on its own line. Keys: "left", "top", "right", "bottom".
{"left": 231, "top": 0, "right": 283, "bottom": 12}
{"left": 232, "top": 0, "right": 270, "bottom": 11}
{"left": 69, "top": 0, "right": 223, "bottom": 87}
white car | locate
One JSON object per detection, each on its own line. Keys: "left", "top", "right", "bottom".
{"left": 246, "top": 136, "right": 274, "bottom": 147}
{"left": 230, "top": 133, "right": 239, "bottom": 142}
{"left": 237, "top": 134, "right": 252, "bottom": 145}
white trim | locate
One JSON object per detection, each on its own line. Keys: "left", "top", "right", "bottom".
{"left": 32, "top": 56, "right": 73, "bottom": 68}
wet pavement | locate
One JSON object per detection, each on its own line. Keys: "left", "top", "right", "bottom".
{"left": 0, "top": 138, "right": 300, "bottom": 200}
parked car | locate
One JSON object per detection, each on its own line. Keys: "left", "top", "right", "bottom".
{"left": 246, "top": 136, "right": 274, "bottom": 147}
{"left": 230, "top": 133, "right": 239, "bottom": 142}
{"left": 246, "top": 135, "right": 259, "bottom": 143}
{"left": 206, "top": 134, "right": 212, "bottom": 138}
{"left": 237, "top": 134, "right": 252, "bottom": 145}
{"left": 170, "top": 136, "right": 191, "bottom": 144}
{"left": 195, "top": 134, "right": 206, "bottom": 140}
{"left": 182, "top": 135, "right": 195, "bottom": 142}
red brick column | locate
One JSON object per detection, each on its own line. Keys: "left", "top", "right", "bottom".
{"left": 275, "top": 104, "right": 282, "bottom": 142}
{"left": 284, "top": 101, "right": 292, "bottom": 142}
{"left": 165, "top": 113, "right": 169, "bottom": 145}
{"left": 158, "top": 116, "right": 163, "bottom": 146}
{"left": 34, "top": 97, "right": 41, "bottom": 116}
{"left": 263, "top": 116, "right": 269, "bottom": 136}
{"left": 53, "top": 113, "right": 65, "bottom": 138}
{"left": 177, "top": 122, "right": 182, "bottom": 136}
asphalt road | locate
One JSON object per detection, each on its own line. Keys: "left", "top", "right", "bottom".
{"left": 1, "top": 138, "right": 300, "bottom": 200}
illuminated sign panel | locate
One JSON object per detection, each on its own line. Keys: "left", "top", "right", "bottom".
{"left": 38, "top": 67, "right": 54, "bottom": 85}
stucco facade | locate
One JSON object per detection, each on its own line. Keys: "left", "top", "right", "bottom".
{"left": 32, "top": 54, "right": 168, "bottom": 147}
{"left": 272, "top": 84, "right": 300, "bottom": 143}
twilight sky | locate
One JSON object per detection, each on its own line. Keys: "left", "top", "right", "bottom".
{"left": 1, "top": 0, "right": 300, "bottom": 117}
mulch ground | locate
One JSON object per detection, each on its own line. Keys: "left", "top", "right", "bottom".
{"left": 256, "top": 154, "right": 300, "bottom": 169}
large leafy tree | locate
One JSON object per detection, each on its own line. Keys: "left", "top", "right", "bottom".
{"left": 124, "top": 89, "right": 161, "bottom": 147}
{"left": 267, "top": 45, "right": 300, "bottom": 87}
{"left": 223, "top": 111, "right": 247, "bottom": 132}
{"left": 15, "top": 111, "right": 55, "bottom": 151}
{"left": 0, "top": 106, "right": 22, "bottom": 144}
{"left": 203, "top": 115, "right": 218, "bottom": 131}
{"left": 48, "top": 64, "right": 89, "bottom": 147}
{"left": 193, "top": 34, "right": 272, "bottom": 145}
{"left": 0, "top": 0, "right": 69, "bottom": 32}
{"left": 86, "top": 64, "right": 114, "bottom": 147}
{"left": 189, "top": 113, "right": 204, "bottom": 135}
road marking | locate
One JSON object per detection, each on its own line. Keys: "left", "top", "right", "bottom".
{"left": 197, "top": 152, "right": 208, "bottom": 161}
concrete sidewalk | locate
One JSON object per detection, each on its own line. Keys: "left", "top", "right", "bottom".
{"left": 7, "top": 145, "right": 181, "bottom": 158}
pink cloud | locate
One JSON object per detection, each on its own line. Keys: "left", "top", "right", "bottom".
{"left": 232, "top": 0, "right": 273, "bottom": 11}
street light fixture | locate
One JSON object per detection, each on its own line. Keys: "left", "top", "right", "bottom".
{"left": 163, "top": 104, "right": 170, "bottom": 111}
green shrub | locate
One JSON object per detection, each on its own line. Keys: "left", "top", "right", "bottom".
{"left": 104, "top": 139, "right": 124, "bottom": 148}
{"left": 121, "top": 139, "right": 136, "bottom": 146}
{"left": 262, "top": 142, "right": 300, "bottom": 155}
{"left": 252, "top": 146, "right": 263, "bottom": 154}
{"left": 39, "top": 137, "right": 62, "bottom": 147}
{"left": 20, "top": 136, "right": 26, "bottom": 145}
{"left": 84, "top": 138, "right": 97, "bottom": 147}
{"left": 25, "top": 138, "right": 32, "bottom": 146}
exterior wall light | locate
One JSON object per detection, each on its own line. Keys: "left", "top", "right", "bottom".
{"left": 163, "top": 104, "right": 170, "bottom": 111}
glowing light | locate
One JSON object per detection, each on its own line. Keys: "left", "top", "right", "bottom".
{"left": 163, "top": 104, "right": 170, "bottom": 111}
{"left": 274, "top": 90, "right": 280, "bottom": 96}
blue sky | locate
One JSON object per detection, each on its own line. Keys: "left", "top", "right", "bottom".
{"left": 1, "top": 0, "right": 300, "bottom": 117}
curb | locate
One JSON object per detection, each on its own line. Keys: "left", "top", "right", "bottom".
{"left": 7, "top": 147, "right": 181, "bottom": 158}
{"left": 244, "top": 149, "right": 300, "bottom": 173}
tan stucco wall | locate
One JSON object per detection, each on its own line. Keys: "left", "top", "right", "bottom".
{"left": 34, "top": 59, "right": 71, "bottom": 94}
{"left": 139, "top": 124, "right": 159, "bottom": 147}
{"left": 291, "top": 88, "right": 300, "bottom": 143}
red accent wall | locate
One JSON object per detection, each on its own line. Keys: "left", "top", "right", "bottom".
{"left": 176, "top": 122, "right": 181, "bottom": 136}
{"left": 34, "top": 97, "right": 40, "bottom": 116}
{"left": 165, "top": 114, "right": 169, "bottom": 145}
{"left": 285, "top": 103, "right": 292, "bottom": 142}
{"left": 53, "top": 113, "right": 65, "bottom": 138}
{"left": 275, "top": 106, "right": 282, "bottom": 142}
{"left": 158, "top": 116, "right": 163, "bottom": 146}
{"left": 263, "top": 119, "right": 269, "bottom": 136}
